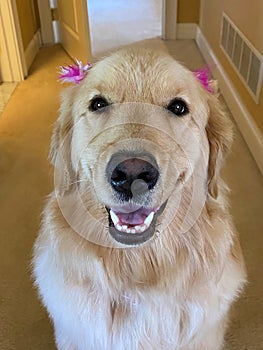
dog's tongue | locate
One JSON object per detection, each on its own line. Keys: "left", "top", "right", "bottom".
{"left": 116, "top": 207, "right": 153, "bottom": 225}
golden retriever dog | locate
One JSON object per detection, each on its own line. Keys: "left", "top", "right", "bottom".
{"left": 33, "top": 47, "right": 246, "bottom": 350}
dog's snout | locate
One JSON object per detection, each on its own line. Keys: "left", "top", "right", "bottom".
{"left": 107, "top": 156, "right": 159, "bottom": 201}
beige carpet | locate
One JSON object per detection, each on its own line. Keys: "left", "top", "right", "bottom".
{"left": 0, "top": 83, "right": 17, "bottom": 114}
{"left": 0, "top": 40, "right": 262, "bottom": 349}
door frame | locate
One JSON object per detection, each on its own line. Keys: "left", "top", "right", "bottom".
{"left": 40, "top": 0, "right": 178, "bottom": 46}
{"left": 37, "top": 0, "right": 55, "bottom": 45}
{"left": 0, "top": 0, "right": 27, "bottom": 81}
{"left": 162, "top": 0, "right": 177, "bottom": 40}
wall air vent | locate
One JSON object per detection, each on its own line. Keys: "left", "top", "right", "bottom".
{"left": 220, "top": 13, "right": 263, "bottom": 103}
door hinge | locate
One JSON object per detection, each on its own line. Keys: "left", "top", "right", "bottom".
{"left": 51, "top": 8, "right": 59, "bottom": 21}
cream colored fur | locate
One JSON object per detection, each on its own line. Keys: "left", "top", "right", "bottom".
{"left": 33, "top": 47, "right": 246, "bottom": 350}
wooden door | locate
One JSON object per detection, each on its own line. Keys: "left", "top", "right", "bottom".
{"left": 57, "top": 0, "right": 92, "bottom": 63}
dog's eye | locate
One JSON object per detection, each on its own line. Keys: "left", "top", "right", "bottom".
{"left": 89, "top": 97, "right": 109, "bottom": 111}
{"left": 166, "top": 98, "right": 189, "bottom": 117}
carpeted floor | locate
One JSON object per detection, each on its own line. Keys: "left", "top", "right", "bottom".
{"left": 0, "top": 83, "right": 17, "bottom": 115}
{"left": 0, "top": 39, "right": 262, "bottom": 349}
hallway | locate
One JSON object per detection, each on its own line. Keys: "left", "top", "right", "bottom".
{"left": 88, "top": 0, "right": 162, "bottom": 57}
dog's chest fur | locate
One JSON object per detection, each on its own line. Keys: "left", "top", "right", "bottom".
{"left": 37, "top": 236, "right": 229, "bottom": 350}
{"left": 109, "top": 290, "right": 206, "bottom": 348}
{"left": 50, "top": 275, "right": 207, "bottom": 350}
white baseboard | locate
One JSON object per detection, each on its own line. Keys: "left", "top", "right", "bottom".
{"left": 176, "top": 23, "right": 197, "bottom": 40}
{"left": 52, "top": 20, "right": 60, "bottom": 44}
{"left": 196, "top": 26, "right": 263, "bottom": 175}
{"left": 24, "top": 30, "right": 41, "bottom": 71}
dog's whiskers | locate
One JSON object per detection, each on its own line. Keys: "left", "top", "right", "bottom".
{"left": 69, "top": 179, "right": 89, "bottom": 185}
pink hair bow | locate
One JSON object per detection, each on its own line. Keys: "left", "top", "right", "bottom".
{"left": 193, "top": 67, "right": 214, "bottom": 93}
{"left": 58, "top": 59, "right": 92, "bottom": 84}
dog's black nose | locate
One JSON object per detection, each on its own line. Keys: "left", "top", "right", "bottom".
{"left": 107, "top": 156, "right": 159, "bottom": 201}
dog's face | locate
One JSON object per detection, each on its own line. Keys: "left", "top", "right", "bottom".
{"left": 51, "top": 48, "right": 232, "bottom": 247}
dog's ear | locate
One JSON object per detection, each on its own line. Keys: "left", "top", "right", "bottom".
{"left": 49, "top": 87, "right": 76, "bottom": 194}
{"left": 206, "top": 95, "right": 233, "bottom": 199}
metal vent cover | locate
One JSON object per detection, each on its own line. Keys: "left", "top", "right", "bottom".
{"left": 221, "top": 13, "right": 263, "bottom": 103}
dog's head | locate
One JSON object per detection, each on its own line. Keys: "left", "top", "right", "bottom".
{"left": 50, "top": 48, "right": 232, "bottom": 247}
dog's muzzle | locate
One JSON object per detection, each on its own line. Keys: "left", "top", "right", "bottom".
{"left": 105, "top": 152, "right": 166, "bottom": 246}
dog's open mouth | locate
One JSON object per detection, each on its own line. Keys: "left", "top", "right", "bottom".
{"left": 107, "top": 202, "right": 166, "bottom": 245}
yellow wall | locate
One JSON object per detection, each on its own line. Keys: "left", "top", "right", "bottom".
{"left": 16, "top": 0, "right": 40, "bottom": 50}
{"left": 177, "top": 0, "right": 200, "bottom": 23}
{"left": 200, "top": 0, "right": 263, "bottom": 133}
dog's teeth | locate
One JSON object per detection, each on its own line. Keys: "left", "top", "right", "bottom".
{"left": 113, "top": 217, "right": 153, "bottom": 234}
{"left": 110, "top": 210, "right": 119, "bottom": 226}
{"left": 141, "top": 224, "right": 147, "bottom": 232}
{"left": 116, "top": 224, "right": 122, "bottom": 231}
{"left": 144, "top": 212, "right": 154, "bottom": 227}
{"left": 119, "top": 225, "right": 128, "bottom": 233}
{"left": 135, "top": 225, "right": 146, "bottom": 233}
